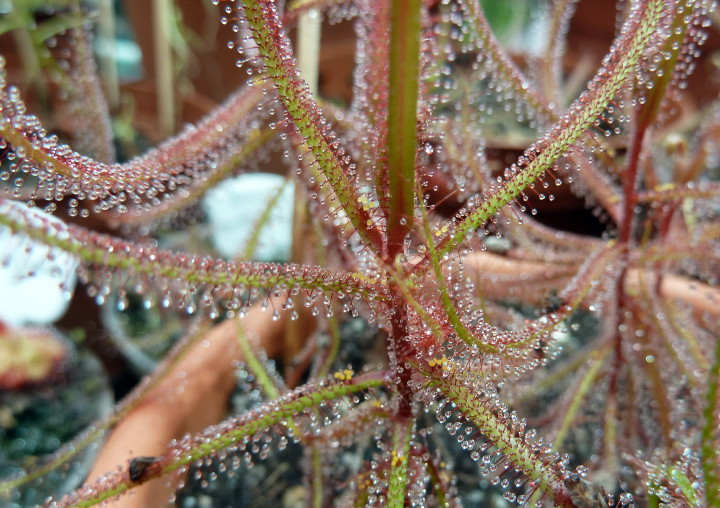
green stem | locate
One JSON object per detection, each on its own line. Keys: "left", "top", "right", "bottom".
{"left": 386, "top": 0, "right": 421, "bottom": 256}
{"left": 311, "top": 445, "right": 324, "bottom": 508}
{"left": 236, "top": 323, "right": 282, "bottom": 399}
{"left": 296, "top": 8, "right": 322, "bottom": 96}
{"left": 387, "top": 418, "right": 414, "bottom": 508}
{"left": 241, "top": 177, "right": 292, "bottom": 261}
{"left": 153, "top": 0, "right": 175, "bottom": 138}
{"left": 553, "top": 348, "right": 609, "bottom": 449}
{"left": 701, "top": 334, "right": 720, "bottom": 506}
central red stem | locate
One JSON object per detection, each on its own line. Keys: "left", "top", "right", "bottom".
{"left": 390, "top": 287, "right": 415, "bottom": 419}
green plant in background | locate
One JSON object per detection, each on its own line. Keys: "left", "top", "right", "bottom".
{"left": 1, "top": 0, "right": 720, "bottom": 506}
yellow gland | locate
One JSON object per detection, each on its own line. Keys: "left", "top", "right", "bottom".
{"left": 428, "top": 356, "right": 449, "bottom": 369}
{"left": 359, "top": 475, "right": 372, "bottom": 490}
{"left": 391, "top": 450, "right": 401, "bottom": 467}
{"left": 333, "top": 368, "right": 354, "bottom": 381}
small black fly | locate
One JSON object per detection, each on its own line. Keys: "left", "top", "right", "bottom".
{"left": 128, "top": 455, "right": 162, "bottom": 482}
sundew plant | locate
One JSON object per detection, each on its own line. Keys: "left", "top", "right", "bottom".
{"left": 1, "top": 0, "right": 720, "bottom": 506}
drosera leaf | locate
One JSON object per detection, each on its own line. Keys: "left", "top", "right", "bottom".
{"left": 539, "top": 0, "right": 579, "bottom": 107}
{"left": 114, "top": 126, "right": 275, "bottom": 227}
{"left": 48, "top": 370, "right": 388, "bottom": 508}
{"left": 350, "top": 0, "right": 391, "bottom": 224}
{"left": 670, "top": 467, "right": 703, "bottom": 507}
{"left": 634, "top": 0, "right": 714, "bottom": 133}
{"left": 461, "top": 0, "right": 627, "bottom": 221}
{"left": 235, "top": 315, "right": 307, "bottom": 459}
{"left": 0, "top": 65, "right": 267, "bottom": 216}
{"left": 0, "top": 206, "right": 78, "bottom": 326}
{"left": 482, "top": 239, "right": 621, "bottom": 351}
{"left": 433, "top": 0, "right": 665, "bottom": 260}
{"left": 423, "top": 450, "right": 454, "bottom": 507}
{"left": 418, "top": 234, "right": 620, "bottom": 355}
{"left": 202, "top": 173, "right": 294, "bottom": 262}
{"left": 387, "top": 265, "right": 454, "bottom": 352}
{"left": 415, "top": 181, "right": 499, "bottom": 354}
{"left": 0, "top": 199, "right": 389, "bottom": 305}
{"left": 423, "top": 364, "right": 578, "bottom": 506}
{"left": 636, "top": 181, "right": 720, "bottom": 203}
{"left": 461, "top": 0, "right": 554, "bottom": 122}
{"left": 240, "top": 0, "right": 386, "bottom": 256}
{"left": 239, "top": 176, "right": 293, "bottom": 262}
{"left": 386, "top": 418, "right": 414, "bottom": 508}
{"left": 61, "top": 26, "right": 116, "bottom": 165}
{"left": 0, "top": 319, "right": 214, "bottom": 496}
